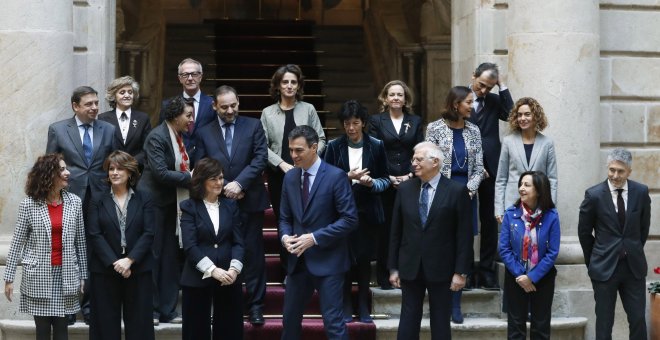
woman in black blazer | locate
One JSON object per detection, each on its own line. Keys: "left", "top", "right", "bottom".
{"left": 87, "top": 151, "right": 155, "bottom": 340}
{"left": 179, "top": 158, "right": 244, "bottom": 340}
{"left": 368, "top": 80, "right": 424, "bottom": 289}
{"left": 138, "top": 96, "right": 194, "bottom": 324}
{"left": 324, "top": 100, "right": 390, "bottom": 323}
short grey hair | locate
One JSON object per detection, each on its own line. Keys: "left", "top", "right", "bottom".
{"left": 607, "top": 148, "right": 632, "bottom": 168}
{"left": 177, "top": 58, "right": 203, "bottom": 74}
{"left": 413, "top": 141, "right": 443, "bottom": 162}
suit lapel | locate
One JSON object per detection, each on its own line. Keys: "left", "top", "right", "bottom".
{"left": 91, "top": 122, "right": 104, "bottom": 163}
{"left": 600, "top": 181, "right": 621, "bottom": 233}
{"left": 337, "top": 137, "right": 350, "bottom": 171}
{"left": 102, "top": 194, "right": 120, "bottom": 231}
{"left": 211, "top": 119, "right": 230, "bottom": 159}
{"left": 124, "top": 115, "right": 139, "bottom": 147}
{"left": 513, "top": 132, "right": 529, "bottom": 171}
{"left": 381, "top": 114, "right": 400, "bottom": 140}
{"left": 106, "top": 112, "right": 125, "bottom": 146}
{"left": 228, "top": 117, "right": 243, "bottom": 161}
{"left": 305, "top": 161, "right": 326, "bottom": 212}
{"left": 424, "top": 177, "right": 446, "bottom": 227}
{"left": 196, "top": 200, "right": 217, "bottom": 238}
{"left": 408, "top": 178, "right": 424, "bottom": 228}
{"left": 66, "top": 119, "right": 86, "bottom": 164}
{"left": 361, "top": 137, "right": 371, "bottom": 169}
{"left": 291, "top": 168, "right": 304, "bottom": 216}
{"left": 125, "top": 193, "right": 139, "bottom": 230}
{"left": 528, "top": 134, "right": 543, "bottom": 169}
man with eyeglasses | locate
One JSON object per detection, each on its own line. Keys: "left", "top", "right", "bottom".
{"left": 389, "top": 141, "right": 473, "bottom": 340}
{"left": 160, "top": 58, "right": 216, "bottom": 161}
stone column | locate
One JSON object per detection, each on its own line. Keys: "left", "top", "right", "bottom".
{"left": 506, "top": 0, "right": 600, "bottom": 239}
{"left": 0, "top": 1, "right": 74, "bottom": 241}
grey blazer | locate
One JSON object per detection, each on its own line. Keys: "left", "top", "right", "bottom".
{"left": 494, "top": 131, "right": 558, "bottom": 215}
{"left": 3, "top": 191, "right": 88, "bottom": 298}
{"left": 46, "top": 117, "right": 117, "bottom": 201}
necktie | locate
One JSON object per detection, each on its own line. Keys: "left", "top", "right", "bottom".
{"left": 616, "top": 188, "right": 626, "bottom": 229}
{"left": 224, "top": 122, "right": 233, "bottom": 155}
{"left": 475, "top": 97, "right": 484, "bottom": 114}
{"left": 120, "top": 112, "right": 128, "bottom": 122}
{"left": 302, "top": 171, "right": 311, "bottom": 208}
{"left": 82, "top": 124, "right": 93, "bottom": 166}
{"left": 419, "top": 182, "right": 430, "bottom": 227}
{"left": 187, "top": 98, "right": 196, "bottom": 134}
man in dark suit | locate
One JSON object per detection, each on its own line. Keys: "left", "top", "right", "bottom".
{"left": 389, "top": 141, "right": 473, "bottom": 340}
{"left": 280, "top": 125, "right": 358, "bottom": 340}
{"left": 160, "top": 58, "right": 216, "bottom": 159}
{"left": 46, "top": 85, "right": 117, "bottom": 324}
{"left": 578, "top": 148, "right": 651, "bottom": 340}
{"left": 194, "top": 85, "right": 269, "bottom": 325}
{"left": 467, "top": 62, "right": 514, "bottom": 289}
{"left": 98, "top": 76, "right": 152, "bottom": 169}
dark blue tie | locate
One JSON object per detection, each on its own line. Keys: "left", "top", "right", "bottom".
{"left": 302, "top": 172, "right": 311, "bottom": 208}
{"left": 419, "top": 182, "right": 430, "bottom": 226}
{"left": 82, "top": 124, "right": 93, "bottom": 166}
{"left": 224, "top": 122, "right": 233, "bottom": 155}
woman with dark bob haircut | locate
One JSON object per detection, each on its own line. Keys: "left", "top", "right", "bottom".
{"left": 323, "top": 100, "right": 390, "bottom": 323}
{"left": 499, "top": 171, "right": 560, "bottom": 339}
{"left": 4, "top": 153, "right": 87, "bottom": 340}
{"left": 260, "top": 64, "right": 326, "bottom": 278}
{"left": 137, "top": 96, "right": 194, "bottom": 324}
{"left": 179, "top": 157, "right": 244, "bottom": 340}
{"left": 86, "top": 151, "right": 155, "bottom": 340}
{"left": 425, "top": 85, "right": 484, "bottom": 323}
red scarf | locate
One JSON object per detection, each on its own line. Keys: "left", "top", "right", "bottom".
{"left": 175, "top": 133, "right": 189, "bottom": 171}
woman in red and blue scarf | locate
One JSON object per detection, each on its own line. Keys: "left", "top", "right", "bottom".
{"left": 499, "top": 171, "right": 560, "bottom": 340}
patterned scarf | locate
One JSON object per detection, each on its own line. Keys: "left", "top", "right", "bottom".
{"left": 520, "top": 202, "right": 542, "bottom": 271}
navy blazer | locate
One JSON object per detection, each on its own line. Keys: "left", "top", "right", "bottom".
{"left": 46, "top": 117, "right": 117, "bottom": 201}
{"left": 138, "top": 122, "right": 191, "bottom": 207}
{"left": 179, "top": 198, "right": 244, "bottom": 288}
{"left": 368, "top": 112, "right": 424, "bottom": 176}
{"left": 194, "top": 115, "right": 269, "bottom": 212}
{"left": 86, "top": 190, "right": 155, "bottom": 274}
{"left": 388, "top": 175, "right": 473, "bottom": 282}
{"left": 499, "top": 206, "right": 560, "bottom": 283}
{"left": 323, "top": 134, "right": 390, "bottom": 224}
{"left": 98, "top": 109, "right": 152, "bottom": 168}
{"left": 578, "top": 180, "right": 651, "bottom": 281}
{"left": 160, "top": 93, "right": 216, "bottom": 159}
{"left": 467, "top": 88, "right": 514, "bottom": 176}
{"left": 279, "top": 160, "right": 358, "bottom": 276}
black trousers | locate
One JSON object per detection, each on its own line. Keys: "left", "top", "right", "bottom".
{"left": 89, "top": 270, "right": 154, "bottom": 340}
{"left": 504, "top": 268, "right": 556, "bottom": 340}
{"left": 181, "top": 282, "right": 243, "bottom": 340}
{"left": 376, "top": 187, "right": 396, "bottom": 287}
{"left": 241, "top": 210, "right": 266, "bottom": 313}
{"left": 398, "top": 270, "right": 452, "bottom": 340}
{"left": 34, "top": 316, "right": 68, "bottom": 340}
{"left": 591, "top": 259, "right": 647, "bottom": 340}
{"left": 152, "top": 205, "right": 182, "bottom": 321}
{"left": 477, "top": 176, "right": 498, "bottom": 277}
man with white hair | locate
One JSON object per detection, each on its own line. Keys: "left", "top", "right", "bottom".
{"left": 388, "top": 141, "right": 473, "bottom": 340}
{"left": 578, "top": 148, "right": 651, "bottom": 340}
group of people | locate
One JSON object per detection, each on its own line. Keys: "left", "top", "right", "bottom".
{"left": 1, "top": 57, "right": 651, "bottom": 340}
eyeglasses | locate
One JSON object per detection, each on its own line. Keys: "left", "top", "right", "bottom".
{"left": 178, "top": 72, "right": 202, "bottom": 79}
{"left": 411, "top": 156, "right": 436, "bottom": 165}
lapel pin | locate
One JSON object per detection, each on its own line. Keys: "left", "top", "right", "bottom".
{"left": 404, "top": 122, "right": 411, "bottom": 134}
{"left": 132, "top": 120, "right": 138, "bottom": 128}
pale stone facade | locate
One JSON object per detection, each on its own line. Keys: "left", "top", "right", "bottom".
{"left": 0, "top": 0, "right": 658, "bottom": 338}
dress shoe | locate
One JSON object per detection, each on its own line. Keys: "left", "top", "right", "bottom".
{"left": 451, "top": 309, "right": 464, "bottom": 324}
{"left": 249, "top": 310, "right": 265, "bottom": 325}
{"left": 480, "top": 275, "right": 500, "bottom": 290}
{"left": 358, "top": 312, "right": 373, "bottom": 323}
{"left": 66, "top": 314, "right": 76, "bottom": 326}
{"left": 169, "top": 316, "right": 183, "bottom": 324}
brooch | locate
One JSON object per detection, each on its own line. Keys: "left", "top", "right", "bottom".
{"left": 404, "top": 122, "right": 411, "bottom": 134}
{"left": 132, "top": 120, "right": 138, "bottom": 128}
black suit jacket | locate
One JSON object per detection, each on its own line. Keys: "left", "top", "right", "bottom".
{"left": 179, "top": 198, "right": 244, "bottom": 288}
{"left": 578, "top": 180, "right": 651, "bottom": 281}
{"left": 138, "top": 121, "right": 191, "bottom": 207}
{"left": 467, "top": 89, "right": 513, "bottom": 176}
{"left": 368, "top": 112, "right": 424, "bottom": 176}
{"left": 98, "top": 109, "right": 152, "bottom": 167}
{"left": 86, "top": 190, "right": 155, "bottom": 274}
{"left": 194, "top": 116, "right": 269, "bottom": 212}
{"left": 323, "top": 134, "right": 390, "bottom": 224}
{"left": 389, "top": 175, "right": 473, "bottom": 282}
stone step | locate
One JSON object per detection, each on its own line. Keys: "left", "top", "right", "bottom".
{"left": 371, "top": 287, "right": 502, "bottom": 318}
{"left": 373, "top": 317, "right": 588, "bottom": 340}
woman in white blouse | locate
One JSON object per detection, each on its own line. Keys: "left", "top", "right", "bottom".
{"left": 179, "top": 158, "right": 244, "bottom": 339}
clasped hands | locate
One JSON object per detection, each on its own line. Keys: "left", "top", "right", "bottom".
{"left": 211, "top": 267, "right": 239, "bottom": 286}
{"left": 282, "top": 234, "right": 315, "bottom": 257}
{"left": 113, "top": 257, "right": 134, "bottom": 278}
{"left": 515, "top": 275, "right": 536, "bottom": 292}
{"left": 348, "top": 168, "right": 373, "bottom": 187}
{"left": 224, "top": 181, "right": 245, "bottom": 200}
